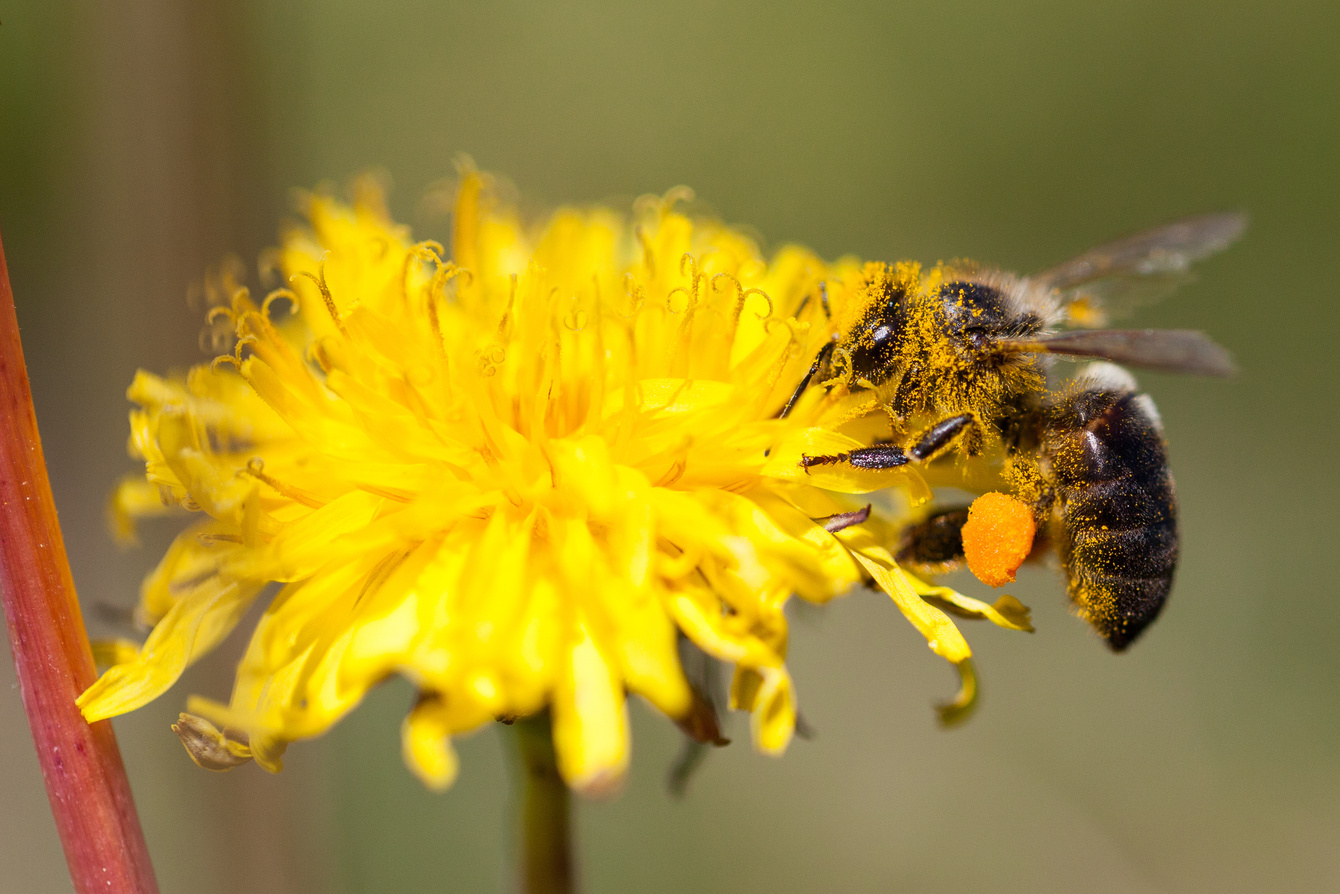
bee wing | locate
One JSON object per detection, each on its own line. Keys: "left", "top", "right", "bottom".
{"left": 1030, "top": 212, "right": 1247, "bottom": 326}
{"left": 998, "top": 329, "right": 1235, "bottom": 377}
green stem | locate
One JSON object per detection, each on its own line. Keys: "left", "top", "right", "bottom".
{"left": 512, "top": 711, "right": 574, "bottom": 894}
{"left": 0, "top": 225, "right": 158, "bottom": 891}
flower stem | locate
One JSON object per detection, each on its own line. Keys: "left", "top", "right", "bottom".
{"left": 0, "top": 225, "right": 159, "bottom": 892}
{"left": 512, "top": 711, "right": 574, "bottom": 894}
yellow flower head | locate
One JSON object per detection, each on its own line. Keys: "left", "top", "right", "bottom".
{"left": 79, "top": 169, "right": 1029, "bottom": 792}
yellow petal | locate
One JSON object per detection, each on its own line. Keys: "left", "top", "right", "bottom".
{"left": 841, "top": 533, "right": 971, "bottom": 664}
{"left": 90, "top": 638, "right": 141, "bottom": 670}
{"left": 78, "top": 577, "right": 265, "bottom": 722}
{"left": 750, "top": 667, "right": 796, "bottom": 755}
{"left": 906, "top": 572, "right": 1035, "bottom": 633}
{"left": 936, "top": 658, "right": 979, "bottom": 728}
{"left": 730, "top": 664, "right": 796, "bottom": 755}
{"left": 838, "top": 529, "right": 980, "bottom": 723}
{"left": 107, "top": 476, "right": 175, "bottom": 543}
{"left": 401, "top": 697, "right": 461, "bottom": 791}
{"left": 258, "top": 490, "right": 384, "bottom": 580}
{"left": 551, "top": 621, "right": 629, "bottom": 796}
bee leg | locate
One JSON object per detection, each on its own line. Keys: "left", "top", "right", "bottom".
{"left": 895, "top": 506, "right": 970, "bottom": 573}
{"left": 777, "top": 337, "right": 837, "bottom": 419}
{"left": 792, "top": 281, "right": 831, "bottom": 320}
{"left": 800, "top": 444, "right": 909, "bottom": 470}
{"left": 908, "top": 413, "right": 978, "bottom": 462}
{"left": 799, "top": 415, "right": 977, "bottom": 471}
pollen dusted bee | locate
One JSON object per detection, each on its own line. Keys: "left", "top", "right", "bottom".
{"left": 783, "top": 213, "right": 1243, "bottom": 650}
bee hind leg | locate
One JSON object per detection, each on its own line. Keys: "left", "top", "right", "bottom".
{"left": 895, "top": 506, "right": 971, "bottom": 575}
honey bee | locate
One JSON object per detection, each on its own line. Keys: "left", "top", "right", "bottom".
{"left": 784, "top": 213, "right": 1244, "bottom": 650}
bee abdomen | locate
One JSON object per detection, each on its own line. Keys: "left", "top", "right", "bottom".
{"left": 1048, "top": 387, "right": 1178, "bottom": 651}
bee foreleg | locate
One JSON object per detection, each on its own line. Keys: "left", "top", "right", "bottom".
{"left": 908, "top": 413, "right": 977, "bottom": 462}
{"left": 777, "top": 336, "right": 837, "bottom": 419}
{"left": 791, "top": 280, "right": 831, "bottom": 320}
{"left": 800, "top": 444, "right": 909, "bottom": 471}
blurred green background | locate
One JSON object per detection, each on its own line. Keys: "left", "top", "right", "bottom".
{"left": 2, "top": 1, "right": 1337, "bottom": 891}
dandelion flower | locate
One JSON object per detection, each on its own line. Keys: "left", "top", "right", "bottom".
{"left": 79, "top": 169, "right": 1030, "bottom": 792}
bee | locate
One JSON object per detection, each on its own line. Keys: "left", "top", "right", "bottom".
{"left": 784, "top": 213, "right": 1244, "bottom": 650}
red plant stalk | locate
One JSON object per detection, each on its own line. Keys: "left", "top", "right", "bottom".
{"left": 0, "top": 225, "right": 159, "bottom": 892}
